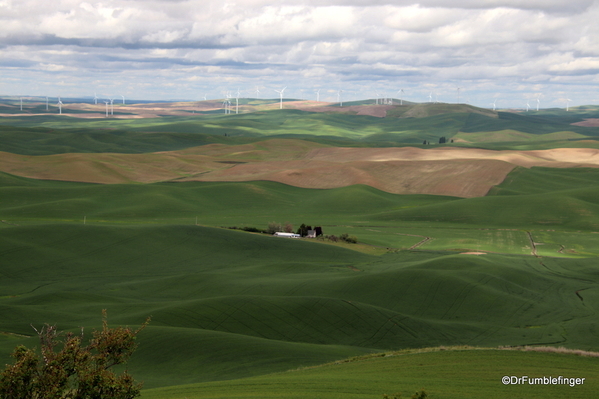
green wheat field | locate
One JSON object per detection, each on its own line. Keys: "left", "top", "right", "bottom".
{"left": 1, "top": 99, "right": 599, "bottom": 398}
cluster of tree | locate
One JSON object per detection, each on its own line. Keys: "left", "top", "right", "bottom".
{"left": 226, "top": 226, "right": 264, "bottom": 233}
{"left": 0, "top": 311, "right": 149, "bottom": 399}
{"left": 296, "top": 224, "right": 323, "bottom": 237}
{"left": 318, "top": 233, "right": 358, "bottom": 244}
{"left": 228, "top": 223, "right": 328, "bottom": 238}
{"left": 266, "top": 222, "right": 294, "bottom": 234}
{"left": 422, "top": 138, "right": 453, "bottom": 145}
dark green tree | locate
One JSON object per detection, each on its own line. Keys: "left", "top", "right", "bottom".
{"left": 0, "top": 311, "right": 149, "bottom": 399}
{"left": 296, "top": 223, "right": 308, "bottom": 237}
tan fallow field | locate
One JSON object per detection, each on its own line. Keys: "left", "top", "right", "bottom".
{"left": 3, "top": 139, "right": 599, "bottom": 197}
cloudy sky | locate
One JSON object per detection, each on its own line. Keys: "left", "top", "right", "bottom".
{"left": 2, "top": 0, "right": 599, "bottom": 108}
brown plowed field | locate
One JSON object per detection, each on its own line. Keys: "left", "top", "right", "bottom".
{"left": 3, "top": 141, "right": 599, "bottom": 197}
{"left": 572, "top": 118, "right": 599, "bottom": 127}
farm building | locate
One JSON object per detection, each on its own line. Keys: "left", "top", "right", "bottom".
{"left": 273, "top": 232, "right": 301, "bottom": 238}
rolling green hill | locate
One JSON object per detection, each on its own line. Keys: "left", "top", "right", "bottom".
{"left": 2, "top": 104, "right": 599, "bottom": 155}
{"left": 142, "top": 348, "right": 599, "bottom": 399}
{"left": 3, "top": 167, "right": 599, "bottom": 232}
{"left": 1, "top": 223, "right": 599, "bottom": 390}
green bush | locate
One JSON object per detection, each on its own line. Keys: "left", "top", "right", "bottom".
{"left": 0, "top": 311, "right": 149, "bottom": 399}
{"left": 340, "top": 233, "right": 358, "bottom": 244}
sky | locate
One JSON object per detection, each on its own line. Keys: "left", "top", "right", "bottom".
{"left": 1, "top": 0, "right": 599, "bottom": 109}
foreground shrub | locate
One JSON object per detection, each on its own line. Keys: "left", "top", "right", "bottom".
{"left": 0, "top": 310, "right": 149, "bottom": 399}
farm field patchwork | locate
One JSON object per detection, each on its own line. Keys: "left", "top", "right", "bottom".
{"left": 1, "top": 101, "right": 599, "bottom": 397}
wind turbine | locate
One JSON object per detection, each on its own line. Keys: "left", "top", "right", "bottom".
{"left": 94, "top": 92, "right": 98, "bottom": 105}
{"left": 398, "top": 89, "right": 404, "bottom": 105}
{"left": 57, "top": 97, "right": 63, "bottom": 114}
{"left": 337, "top": 90, "right": 343, "bottom": 107}
{"left": 223, "top": 92, "right": 230, "bottom": 114}
{"left": 429, "top": 92, "right": 433, "bottom": 103}
{"left": 110, "top": 98, "right": 114, "bottom": 115}
{"left": 120, "top": 94, "right": 125, "bottom": 105}
{"left": 536, "top": 95, "right": 540, "bottom": 111}
{"left": 375, "top": 91, "right": 381, "bottom": 105}
{"left": 274, "top": 87, "right": 286, "bottom": 109}
{"left": 235, "top": 88, "right": 240, "bottom": 114}
{"left": 315, "top": 89, "right": 320, "bottom": 102}
{"left": 566, "top": 98, "right": 572, "bottom": 111}
{"left": 255, "top": 87, "right": 260, "bottom": 99}
{"left": 104, "top": 101, "right": 109, "bottom": 117}
{"left": 526, "top": 101, "right": 530, "bottom": 112}
{"left": 491, "top": 99, "right": 497, "bottom": 111}
{"left": 225, "top": 92, "right": 233, "bottom": 114}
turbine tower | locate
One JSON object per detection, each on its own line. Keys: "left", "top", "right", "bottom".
{"left": 110, "top": 98, "right": 114, "bottom": 115}
{"left": 57, "top": 97, "right": 63, "bottom": 115}
{"left": 104, "top": 101, "right": 109, "bottom": 117}
{"left": 536, "top": 96, "right": 540, "bottom": 111}
{"left": 223, "top": 92, "right": 231, "bottom": 114}
{"left": 566, "top": 98, "right": 572, "bottom": 111}
{"left": 255, "top": 87, "right": 260, "bottom": 99}
{"left": 398, "top": 89, "right": 404, "bottom": 105}
{"left": 491, "top": 99, "right": 497, "bottom": 111}
{"left": 94, "top": 92, "right": 98, "bottom": 105}
{"left": 315, "top": 89, "right": 320, "bottom": 102}
{"left": 235, "top": 88, "right": 240, "bottom": 114}
{"left": 274, "top": 87, "right": 286, "bottom": 109}
{"left": 526, "top": 101, "right": 530, "bottom": 112}
{"left": 337, "top": 90, "right": 343, "bottom": 107}
{"left": 121, "top": 94, "right": 125, "bottom": 105}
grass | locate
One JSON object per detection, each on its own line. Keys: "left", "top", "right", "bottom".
{"left": 141, "top": 347, "right": 599, "bottom": 398}
{"left": 1, "top": 222, "right": 599, "bottom": 388}
{"left": 3, "top": 168, "right": 599, "bottom": 249}
{"left": 2, "top": 103, "right": 599, "bottom": 155}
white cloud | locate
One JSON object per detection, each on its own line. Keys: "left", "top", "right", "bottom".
{"left": 0, "top": 0, "right": 598, "bottom": 107}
